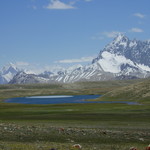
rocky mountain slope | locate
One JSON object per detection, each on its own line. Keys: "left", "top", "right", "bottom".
{"left": 1, "top": 34, "right": 150, "bottom": 84}
{"left": 9, "top": 72, "right": 50, "bottom": 84}
{"left": 0, "top": 63, "right": 19, "bottom": 84}
{"left": 52, "top": 34, "right": 150, "bottom": 83}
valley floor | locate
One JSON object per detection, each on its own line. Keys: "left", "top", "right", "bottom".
{"left": 0, "top": 103, "right": 150, "bottom": 150}
{"left": 0, "top": 81, "right": 150, "bottom": 150}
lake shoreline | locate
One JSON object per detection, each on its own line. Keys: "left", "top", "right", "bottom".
{"left": 5, "top": 95, "right": 139, "bottom": 105}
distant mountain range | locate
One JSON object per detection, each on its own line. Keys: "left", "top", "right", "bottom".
{"left": 0, "top": 63, "right": 19, "bottom": 84}
{"left": 1, "top": 34, "right": 150, "bottom": 84}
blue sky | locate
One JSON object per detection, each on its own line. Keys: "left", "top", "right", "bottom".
{"left": 0, "top": 0, "right": 150, "bottom": 72}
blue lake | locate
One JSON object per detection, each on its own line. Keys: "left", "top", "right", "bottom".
{"left": 5, "top": 95, "right": 138, "bottom": 105}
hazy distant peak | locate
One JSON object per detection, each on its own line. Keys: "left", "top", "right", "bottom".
{"left": 2, "top": 63, "right": 18, "bottom": 74}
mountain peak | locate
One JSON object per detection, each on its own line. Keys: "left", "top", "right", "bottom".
{"left": 113, "top": 33, "right": 128, "bottom": 43}
{"left": 2, "top": 63, "right": 18, "bottom": 74}
{"left": 1, "top": 35, "right": 150, "bottom": 84}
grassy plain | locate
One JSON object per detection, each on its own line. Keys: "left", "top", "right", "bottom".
{"left": 0, "top": 79, "right": 150, "bottom": 150}
{"left": 99, "top": 78, "right": 150, "bottom": 104}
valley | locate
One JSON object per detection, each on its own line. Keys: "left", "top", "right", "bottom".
{"left": 1, "top": 0, "right": 150, "bottom": 149}
{"left": 0, "top": 79, "right": 150, "bottom": 150}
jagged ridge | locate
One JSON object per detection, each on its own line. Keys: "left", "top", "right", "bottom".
{"left": 1, "top": 34, "right": 150, "bottom": 84}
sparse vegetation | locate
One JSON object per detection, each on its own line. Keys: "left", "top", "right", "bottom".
{"left": 0, "top": 79, "right": 142, "bottom": 101}
{"left": 0, "top": 79, "right": 150, "bottom": 150}
{"left": 99, "top": 78, "right": 150, "bottom": 104}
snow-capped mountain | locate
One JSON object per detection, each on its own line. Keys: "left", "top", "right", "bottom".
{"left": 93, "top": 34, "right": 150, "bottom": 72}
{"left": 0, "top": 63, "right": 19, "bottom": 84}
{"left": 3, "top": 34, "right": 150, "bottom": 84}
{"left": 50, "top": 34, "right": 150, "bottom": 83}
{"left": 53, "top": 34, "right": 150, "bottom": 83}
{"left": 9, "top": 72, "right": 50, "bottom": 84}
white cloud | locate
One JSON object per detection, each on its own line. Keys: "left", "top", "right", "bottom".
{"left": 91, "top": 31, "right": 124, "bottom": 41}
{"left": 103, "top": 31, "right": 123, "bottom": 38}
{"left": 45, "top": 0, "right": 75, "bottom": 10}
{"left": 84, "top": 0, "right": 93, "bottom": 2}
{"left": 15, "top": 61, "right": 30, "bottom": 66}
{"left": 55, "top": 56, "right": 94, "bottom": 63}
{"left": 32, "top": 5, "right": 37, "bottom": 10}
{"left": 129, "top": 28, "right": 143, "bottom": 33}
{"left": 133, "top": 13, "right": 145, "bottom": 19}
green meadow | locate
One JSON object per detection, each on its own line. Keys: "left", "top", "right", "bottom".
{"left": 0, "top": 79, "right": 150, "bottom": 150}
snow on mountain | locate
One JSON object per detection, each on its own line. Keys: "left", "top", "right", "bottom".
{"left": 56, "top": 34, "right": 150, "bottom": 83}
{"left": 0, "top": 63, "right": 19, "bottom": 84}
{"left": 49, "top": 62, "right": 114, "bottom": 83}
{"left": 0, "top": 75, "right": 7, "bottom": 84}
{"left": 93, "top": 34, "right": 150, "bottom": 68}
{"left": 23, "top": 69, "right": 37, "bottom": 75}
{"left": 66, "top": 64, "right": 83, "bottom": 74}
{"left": 2, "top": 34, "right": 150, "bottom": 84}
{"left": 97, "top": 51, "right": 136, "bottom": 73}
{"left": 2, "top": 63, "right": 17, "bottom": 74}
{"left": 137, "top": 64, "right": 150, "bottom": 72}
{"left": 9, "top": 72, "right": 50, "bottom": 84}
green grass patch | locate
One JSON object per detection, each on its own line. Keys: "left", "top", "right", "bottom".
{"left": 0, "top": 80, "right": 150, "bottom": 149}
